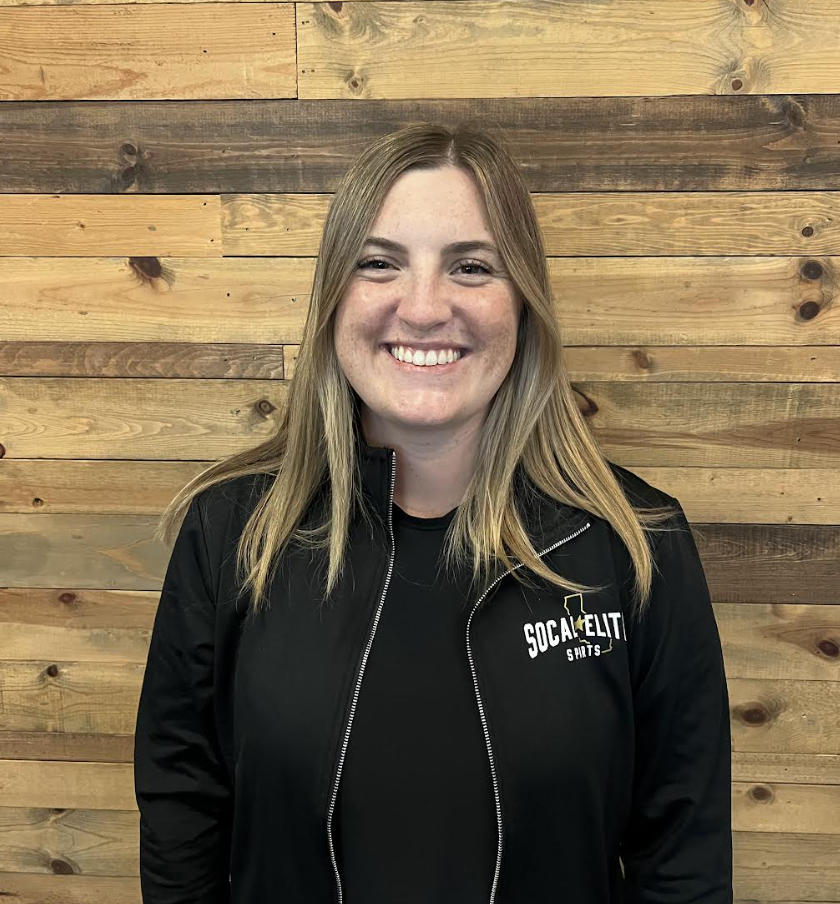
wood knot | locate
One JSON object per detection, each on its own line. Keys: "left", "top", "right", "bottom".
{"left": 801, "top": 260, "right": 823, "bottom": 280}
{"left": 50, "top": 859, "right": 75, "bottom": 875}
{"left": 749, "top": 784, "right": 773, "bottom": 802}
{"left": 817, "top": 638, "right": 839, "bottom": 658}
{"left": 737, "top": 704, "right": 770, "bottom": 725}
{"left": 798, "top": 301, "right": 820, "bottom": 321}
{"left": 45, "top": 664, "right": 59, "bottom": 678}
{"left": 631, "top": 348, "right": 652, "bottom": 371}
{"left": 129, "top": 257, "right": 162, "bottom": 279}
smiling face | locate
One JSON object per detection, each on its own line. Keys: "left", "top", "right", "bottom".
{"left": 333, "top": 165, "right": 523, "bottom": 445}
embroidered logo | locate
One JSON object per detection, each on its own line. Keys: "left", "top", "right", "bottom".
{"left": 523, "top": 592, "right": 626, "bottom": 662}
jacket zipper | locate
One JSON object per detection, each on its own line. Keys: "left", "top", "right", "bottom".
{"left": 326, "top": 448, "right": 591, "bottom": 904}
{"left": 326, "top": 450, "right": 398, "bottom": 904}
{"left": 466, "top": 516, "right": 591, "bottom": 902}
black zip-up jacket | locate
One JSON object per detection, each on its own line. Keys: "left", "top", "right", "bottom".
{"left": 133, "top": 432, "right": 733, "bottom": 904}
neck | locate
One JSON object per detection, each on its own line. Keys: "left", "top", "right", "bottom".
{"left": 360, "top": 407, "right": 483, "bottom": 518}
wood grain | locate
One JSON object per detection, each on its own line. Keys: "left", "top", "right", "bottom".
{"left": 0, "top": 3, "right": 295, "bottom": 101}
{"left": 1, "top": 256, "right": 837, "bottom": 347}
{"left": 1, "top": 95, "right": 838, "bottom": 194}
{"left": 0, "top": 0, "right": 838, "bottom": 896}
{"left": 0, "top": 459, "right": 836, "bottom": 523}
{"left": 296, "top": 1, "right": 840, "bottom": 100}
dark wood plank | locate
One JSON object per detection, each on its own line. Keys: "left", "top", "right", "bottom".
{"left": 0, "top": 732, "right": 135, "bottom": 763}
{"left": 1, "top": 96, "right": 839, "bottom": 193}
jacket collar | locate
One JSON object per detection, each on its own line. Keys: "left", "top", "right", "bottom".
{"left": 352, "top": 405, "right": 589, "bottom": 552}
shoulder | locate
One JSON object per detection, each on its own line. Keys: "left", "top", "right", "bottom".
{"left": 193, "top": 471, "right": 276, "bottom": 540}
{"left": 604, "top": 459, "right": 680, "bottom": 516}
{"left": 599, "top": 460, "right": 686, "bottom": 575}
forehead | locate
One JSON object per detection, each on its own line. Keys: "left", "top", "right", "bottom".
{"left": 368, "top": 167, "right": 497, "bottom": 251}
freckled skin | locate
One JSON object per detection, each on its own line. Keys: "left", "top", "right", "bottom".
{"left": 333, "top": 165, "right": 522, "bottom": 450}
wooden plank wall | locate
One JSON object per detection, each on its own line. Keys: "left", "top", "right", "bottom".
{"left": 1, "top": 0, "right": 839, "bottom": 900}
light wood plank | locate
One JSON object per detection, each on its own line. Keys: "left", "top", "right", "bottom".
{"left": 0, "top": 197, "right": 221, "bottom": 256}
{"left": 0, "top": 822, "right": 838, "bottom": 900}
{"left": 1, "top": 377, "right": 836, "bottom": 466}
{"left": 297, "top": 1, "right": 840, "bottom": 99}
{"left": 0, "top": 873, "right": 139, "bottom": 904}
{"left": 1, "top": 461, "right": 838, "bottom": 526}
{"left": 730, "top": 678, "right": 839, "bottom": 754}
{"left": 223, "top": 191, "right": 840, "bottom": 256}
{"left": 2, "top": 661, "right": 838, "bottom": 753}
{"left": 717, "top": 604, "right": 840, "bottom": 682}
{"left": 0, "top": 187, "right": 834, "bottom": 261}
{"left": 4, "top": 759, "right": 840, "bottom": 837}
{"left": 286, "top": 345, "right": 840, "bottom": 384}
{"left": 0, "top": 3, "right": 295, "bottom": 101}
{"left": 732, "top": 782, "right": 840, "bottom": 835}
{"left": 3, "top": 589, "right": 838, "bottom": 685}
{"left": 733, "top": 831, "right": 840, "bottom": 900}
{"left": 0, "top": 761, "right": 135, "bottom": 810}
{"left": 0, "top": 807, "right": 137, "bottom": 876}
{"left": 0, "top": 377, "right": 288, "bottom": 460}
{"left": 0, "top": 661, "right": 145, "bottom": 734}
{"left": 732, "top": 752, "right": 840, "bottom": 786}
{"left": 1, "top": 255, "right": 837, "bottom": 347}
{"left": 0, "top": 589, "right": 157, "bottom": 662}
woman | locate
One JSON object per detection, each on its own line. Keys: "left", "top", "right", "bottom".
{"left": 134, "top": 122, "right": 732, "bottom": 903}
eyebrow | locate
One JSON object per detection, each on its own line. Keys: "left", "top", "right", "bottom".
{"left": 362, "top": 236, "right": 500, "bottom": 257}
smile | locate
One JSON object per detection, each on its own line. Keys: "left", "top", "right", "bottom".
{"left": 381, "top": 344, "right": 469, "bottom": 372}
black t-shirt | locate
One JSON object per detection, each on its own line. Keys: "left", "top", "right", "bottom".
{"left": 334, "top": 501, "right": 497, "bottom": 903}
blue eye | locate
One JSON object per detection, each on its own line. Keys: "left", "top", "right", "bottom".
{"left": 357, "top": 257, "right": 493, "bottom": 276}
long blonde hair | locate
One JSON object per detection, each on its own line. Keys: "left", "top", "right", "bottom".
{"left": 155, "top": 121, "right": 681, "bottom": 621}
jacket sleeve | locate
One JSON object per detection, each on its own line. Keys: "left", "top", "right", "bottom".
{"left": 620, "top": 499, "right": 733, "bottom": 903}
{"left": 133, "top": 493, "right": 233, "bottom": 904}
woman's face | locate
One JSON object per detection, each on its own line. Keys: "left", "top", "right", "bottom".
{"left": 333, "top": 165, "right": 523, "bottom": 443}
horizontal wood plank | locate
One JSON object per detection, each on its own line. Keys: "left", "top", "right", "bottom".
{"left": 0, "top": 519, "right": 836, "bottom": 603}
{"left": 1, "top": 378, "right": 836, "bottom": 467}
{"left": 0, "top": 820, "right": 838, "bottom": 900}
{"left": 2, "top": 590, "right": 837, "bottom": 682}
{"left": 0, "top": 873, "right": 139, "bottom": 904}
{"left": 0, "top": 197, "right": 221, "bottom": 257}
{"left": 3, "top": 760, "right": 839, "bottom": 836}
{"left": 0, "top": 377, "right": 288, "bottom": 460}
{"left": 731, "top": 752, "right": 840, "bottom": 786}
{"left": 3, "top": 95, "right": 839, "bottom": 194}
{"left": 222, "top": 191, "right": 840, "bottom": 256}
{"left": 1, "top": 461, "right": 837, "bottom": 527}
{"left": 4, "top": 193, "right": 840, "bottom": 256}
{"left": 1, "top": 256, "right": 837, "bottom": 347}
{"left": 296, "top": 1, "right": 840, "bottom": 100}
{"left": 0, "top": 3, "right": 295, "bottom": 101}
{"left": 0, "top": 732, "right": 135, "bottom": 763}
{"left": 1, "top": 659, "right": 837, "bottom": 752}
{"left": 0, "top": 807, "right": 137, "bottom": 876}
{"left": 733, "top": 831, "right": 840, "bottom": 900}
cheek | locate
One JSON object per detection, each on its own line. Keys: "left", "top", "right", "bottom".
{"left": 335, "top": 291, "right": 382, "bottom": 342}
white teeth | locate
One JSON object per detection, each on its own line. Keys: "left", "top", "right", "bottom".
{"left": 388, "top": 345, "right": 461, "bottom": 366}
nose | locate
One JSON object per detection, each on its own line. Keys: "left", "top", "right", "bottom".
{"left": 395, "top": 274, "right": 454, "bottom": 332}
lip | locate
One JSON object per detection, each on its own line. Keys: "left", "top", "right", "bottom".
{"left": 381, "top": 344, "right": 469, "bottom": 373}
